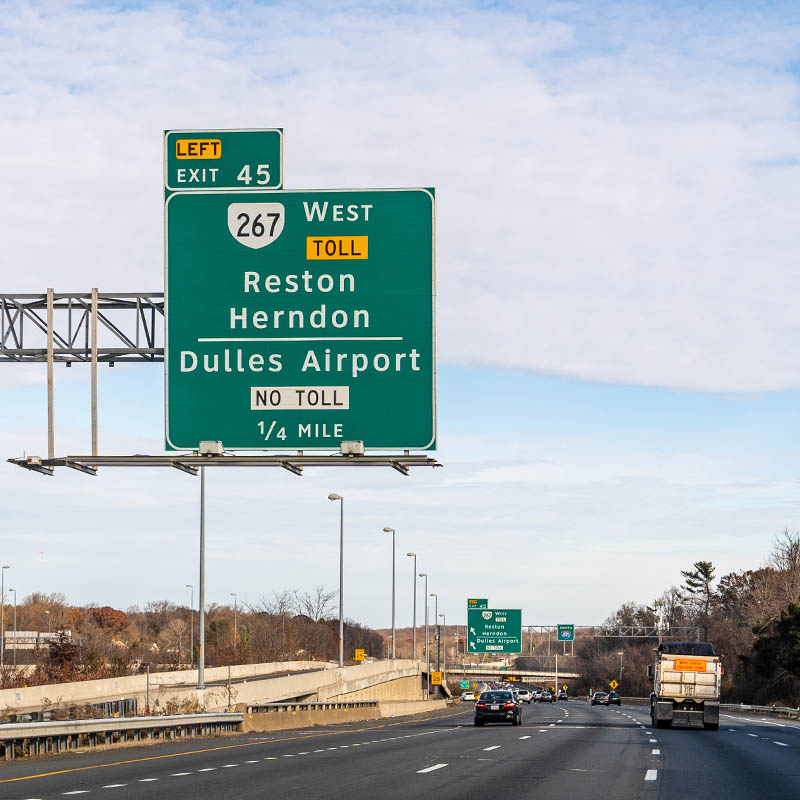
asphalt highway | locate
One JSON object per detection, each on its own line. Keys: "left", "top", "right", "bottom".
{"left": 0, "top": 701, "right": 798, "bottom": 799}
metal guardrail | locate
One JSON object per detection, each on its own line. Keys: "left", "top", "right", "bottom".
{"left": 721, "top": 703, "right": 800, "bottom": 719}
{"left": 0, "top": 712, "right": 243, "bottom": 761}
{"left": 607, "top": 698, "right": 800, "bottom": 719}
{"left": 246, "top": 701, "right": 378, "bottom": 714}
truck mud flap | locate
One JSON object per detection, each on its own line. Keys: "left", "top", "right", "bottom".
{"left": 655, "top": 701, "right": 673, "bottom": 721}
{"left": 703, "top": 703, "right": 719, "bottom": 725}
{"left": 672, "top": 710, "right": 705, "bottom": 727}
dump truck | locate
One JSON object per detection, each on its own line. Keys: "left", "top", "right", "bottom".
{"left": 648, "top": 641, "right": 721, "bottom": 730}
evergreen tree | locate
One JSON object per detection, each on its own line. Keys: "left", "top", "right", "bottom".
{"left": 680, "top": 561, "right": 716, "bottom": 640}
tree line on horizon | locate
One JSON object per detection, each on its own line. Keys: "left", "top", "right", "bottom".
{"left": 522, "top": 530, "right": 800, "bottom": 705}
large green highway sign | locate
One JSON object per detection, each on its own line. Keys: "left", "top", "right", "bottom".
{"left": 467, "top": 609, "right": 522, "bottom": 653}
{"left": 165, "top": 189, "right": 436, "bottom": 450}
{"left": 165, "top": 129, "right": 283, "bottom": 191}
{"left": 557, "top": 624, "right": 575, "bottom": 641}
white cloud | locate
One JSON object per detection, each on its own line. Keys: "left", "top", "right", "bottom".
{"left": 2, "top": 2, "right": 800, "bottom": 390}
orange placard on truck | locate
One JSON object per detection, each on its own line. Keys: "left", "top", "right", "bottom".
{"left": 675, "top": 658, "right": 707, "bottom": 672}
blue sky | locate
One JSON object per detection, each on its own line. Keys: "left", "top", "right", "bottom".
{"left": 1, "top": 0, "right": 799, "bottom": 628}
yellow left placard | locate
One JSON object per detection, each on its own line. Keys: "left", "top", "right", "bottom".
{"left": 175, "top": 139, "right": 222, "bottom": 159}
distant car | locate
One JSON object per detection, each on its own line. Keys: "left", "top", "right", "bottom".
{"left": 557, "top": 690, "right": 568, "bottom": 701}
{"left": 533, "top": 689, "right": 543, "bottom": 702}
{"left": 516, "top": 689, "right": 532, "bottom": 704}
{"left": 607, "top": 691, "right": 621, "bottom": 706}
{"left": 591, "top": 692, "right": 609, "bottom": 706}
{"left": 474, "top": 690, "right": 522, "bottom": 726}
{"left": 461, "top": 691, "right": 475, "bottom": 702}
{"left": 539, "top": 690, "right": 554, "bottom": 703}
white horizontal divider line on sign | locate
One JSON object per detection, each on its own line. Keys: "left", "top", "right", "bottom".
{"left": 197, "top": 336, "right": 404, "bottom": 342}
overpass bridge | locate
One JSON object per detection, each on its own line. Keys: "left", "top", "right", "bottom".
{"left": 449, "top": 663, "right": 580, "bottom": 684}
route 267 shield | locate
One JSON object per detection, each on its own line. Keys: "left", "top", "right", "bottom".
{"left": 227, "top": 202, "right": 285, "bottom": 249}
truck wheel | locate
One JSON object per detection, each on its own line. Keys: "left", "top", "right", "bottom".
{"left": 704, "top": 723, "right": 719, "bottom": 731}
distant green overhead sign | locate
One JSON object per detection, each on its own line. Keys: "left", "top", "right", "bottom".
{"left": 557, "top": 624, "right": 575, "bottom": 641}
{"left": 467, "top": 609, "right": 522, "bottom": 653}
{"left": 165, "top": 129, "right": 283, "bottom": 191}
{"left": 467, "top": 598, "right": 488, "bottom": 609}
{"left": 460, "top": 680, "right": 470, "bottom": 689}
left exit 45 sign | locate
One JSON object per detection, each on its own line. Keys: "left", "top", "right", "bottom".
{"left": 165, "top": 129, "right": 283, "bottom": 191}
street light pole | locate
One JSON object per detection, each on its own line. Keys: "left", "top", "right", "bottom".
{"left": 406, "top": 553, "right": 417, "bottom": 660}
{"left": 0, "top": 565, "right": 8, "bottom": 669}
{"left": 186, "top": 584, "right": 194, "bottom": 666}
{"left": 419, "top": 572, "right": 429, "bottom": 697}
{"left": 9, "top": 589, "right": 17, "bottom": 669}
{"left": 430, "top": 592, "right": 439, "bottom": 672}
{"left": 439, "top": 613, "right": 446, "bottom": 684}
{"left": 382, "top": 527, "right": 396, "bottom": 659}
{"left": 617, "top": 651, "right": 624, "bottom": 688}
{"left": 45, "top": 610, "right": 51, "bottom": 634}
{"left": 230, "top": 593, "right": 237, "bottom": 652}
{"left": 328, "top": 493, "right": 344, "bottom": 667}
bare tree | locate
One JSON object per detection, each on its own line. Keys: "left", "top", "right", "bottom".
{"left": 294, "top": 585, "right": 337, "bottom": 621}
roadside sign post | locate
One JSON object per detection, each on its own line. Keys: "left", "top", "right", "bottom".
{"left": 165, "top": 188, "right": 436, "bottom": 450}
{"left": 557, "top": 624, "right": 575, "bottom": 657}
{"left": 431, "top": 671, "right": 443, "bottom": 686}
{"left": 467, "top": 609, "right": 522, "bottom": 654}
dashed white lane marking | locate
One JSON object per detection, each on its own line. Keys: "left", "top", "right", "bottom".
{"left": 645, "top": 769, "right": 658, "bottom": 781}
{"left": 747, "top": 734, "right": 758, "bottom": 738}
{"left": 417, "top": 763, "right": 448, "bottom": 774}
{"left": 548, "top": 723, "right": 555, "bottom": 727}
{"left": 171, "top": 772, "right": 193, "bottom": 776}
{"left": 314, "top": 749, "right": 325, "bottom": 752}
{"left": 728, "top": 729, "right": 736, "bottom": 732}
{"left": 652, "top": 749, "right": 660, "bottom": 755}
{"left": 138, "top": 778, "right": 159, "bottom": 782}
{"left": 539, "top": 729, "right": 548, "bottom": 732}
{"left": 298, "top": 751, "right": 310, "bottom": 754}
{"left": 774, "top": 741, "right": 790, "bottom": 746}
{"left": 63, "top": 793, "right": 90, "bottom": 796}
{"left": 340, "top": 745, "right": 349, "bottom": 748}
{"left": 283, "top": 754, "right": 295, "bottom": 757}
{"left": 649, "top": 738, "right": 657, "bottom": 743}
{"left": 327, "top": 747, "right": 338, "bottom": 750}
{"left": 483, "top": 745, "right": 501, "bottom": 751}
{"left": 557, "top": 719, "right": 562, "bottom": 723}
{"left": 519, "top": 735, "right": 531, "bottom": 739}
{"left": 222, "top": 763, "right": 238, "bottom": 767}
{"left": 198, "top": 767, "right": 216, "bottom": 771}
{"left": 102, "top": 785, "right": 127, "bottom": 789}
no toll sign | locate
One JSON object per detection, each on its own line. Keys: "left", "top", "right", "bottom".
{"left": 165, "top": 189, "right": 436, "bottom": 450}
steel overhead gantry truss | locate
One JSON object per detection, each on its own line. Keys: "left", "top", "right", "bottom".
{"left": 9, "top": 452, "right": 441, "bottom": 478}
{"left": 0, "top": 292, "right": 163, "bottom": 363}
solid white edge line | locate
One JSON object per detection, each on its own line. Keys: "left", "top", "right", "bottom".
{"left": 417, "top": 763, "right": 448, "bottom": 773}
{"left": 645, "top": 769, "right": 658, "bottom": 781}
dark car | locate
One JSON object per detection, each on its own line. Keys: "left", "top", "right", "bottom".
{"left": 591, "top": 691, "right": 609, "bottom": 706}
{"left": 474, "top": 690, "right": 522, "bottom": 726}
{"left": 539, "top": 690, "right": 554, "bottom": 703}
{"left": 607, "top": 691, "right": 621, "bottom": 706}
{"left": 557, "top": 690, "right": 568, "bottom": 701}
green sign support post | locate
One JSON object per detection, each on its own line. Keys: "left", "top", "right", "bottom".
{"left": 467, "top": 609, "right": 522, "bottom": 653}
{"left": 165, "top": 188, "right": 436, "bottom": 450}
{"left": 165, "top": 129, "right": 283, "bottom": 191}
